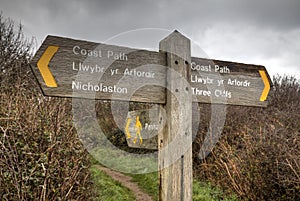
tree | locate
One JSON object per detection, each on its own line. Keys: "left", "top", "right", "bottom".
{"left": 0, "top": 12, "right": 33, "bottom": 84}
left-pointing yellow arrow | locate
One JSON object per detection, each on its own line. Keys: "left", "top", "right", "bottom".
{"left": 37, "top": 46, "right": 59, "bottom": 87}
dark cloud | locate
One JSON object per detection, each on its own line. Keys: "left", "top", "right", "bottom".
{"left": 1, "top": 0, "right": 299, "bottom": 77}
{"left": 3, "top": 0, "right": 300, "bottom": 39}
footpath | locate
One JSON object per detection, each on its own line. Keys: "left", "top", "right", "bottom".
{"left": 95, "top": 165, "right": 153, "bottom": 201}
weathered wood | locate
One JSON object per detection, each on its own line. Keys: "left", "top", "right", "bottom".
{"left": 158, "top": 31, "right": 193, "bottom": 201}
{"left": 30, "top": 35, "right": 166, "bottom": 103}
{"left": 30, "top": 35, "right": 271, "bottom": 107}
{"left": 190, "top": 57, "right": 270, "bottom": 107}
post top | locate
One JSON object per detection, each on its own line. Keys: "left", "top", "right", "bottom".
{"left": 161, "top": 30, "right": 189, "bottom": 42}
{"left": 159, "top": 30, "right": 191, "bottom": 60}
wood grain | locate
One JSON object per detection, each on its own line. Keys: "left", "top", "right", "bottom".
{"left": 30, "top": 35, "right": 166, "bottom": 103}
{"left": 30, "top": 35, "right": 271, "bottom": 107}
{"left": 158, "top": 31, "right": 193, "bottom": 201}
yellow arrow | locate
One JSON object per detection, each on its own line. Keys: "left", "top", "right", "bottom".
{"left": 37, "top": 46, "right": 59, "bottom": 87}
{"left": 125, "top": 118, "right": 132, "bottom": 139}
{"left": 135, "top": 116, "right": 143, "bottom": 145}
{"left": 259, "top": 70, "right": 271, "bottom": 101}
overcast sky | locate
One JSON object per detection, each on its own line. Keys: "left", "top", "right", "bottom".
{"left": 1, "top": 0, "right": 300, "bottom": 79}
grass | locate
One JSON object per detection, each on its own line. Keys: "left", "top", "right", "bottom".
{"left": 129, "top": 171, "right": 239, "bottom": 201}
{"left": 193, "top": 181, "right": 239, "bottom": 201}
{"left": 91, "top": 163, "right": 238, "bottom": 201}
{"left": 90, "top": 146, "right": 157, "bottom": 174}
{"left": 90, "top": 165, "right": 136, "bottom": 201}
{"left": 90, "top": 148, "right": 239, "bottom": 201}
{"left": 129, "top": 172, "right": 159, "bottom": 200}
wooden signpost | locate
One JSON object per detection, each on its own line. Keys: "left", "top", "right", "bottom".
{"left": 158, "top": 31, "right": 193, "bottom": 200}
{"left": 30, "top": 35, "right": 166, "bottom": 103}
{"left": 30, "top": 31, "right": 272, "bottom": 201}
{"left": 31, "top": 34, "right": 270, "bottom": 107}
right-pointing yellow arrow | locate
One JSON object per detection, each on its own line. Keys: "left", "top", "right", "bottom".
{"left": 37, "top": 46, "right": 59, "bottom": 87}
{"left": 259, "top": 70, "right": 271, "bottom": 101}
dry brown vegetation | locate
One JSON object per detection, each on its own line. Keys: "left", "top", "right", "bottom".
{"left": 193, "top": 75, "right": 300, "bottom": 200}
{"left": 0, "top": 14, "right": 93, "bottom": 200}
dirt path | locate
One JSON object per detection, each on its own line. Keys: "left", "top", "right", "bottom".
{"left": 95, "top": 165, "right": 153, "bottom": 201}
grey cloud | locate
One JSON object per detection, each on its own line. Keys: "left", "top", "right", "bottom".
{"left": 1, "top": 0, "right": 299, "bottom": 78}
{"left": 3, "top": 0, "right": 300, "bottom": 39}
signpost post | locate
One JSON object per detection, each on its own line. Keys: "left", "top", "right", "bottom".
{"left": 30, "top": 31, "right": 272, "bottom": 201}
{"left": 158, "top": 31, "right": 193, "bottom": 200}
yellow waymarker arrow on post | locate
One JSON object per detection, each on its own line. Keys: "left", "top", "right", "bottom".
{"left": 259, "top": 70, "right": 271, "bottom": 101}
{"left": 125, "top": 118, "right": 132, "bottom": 139}
{"left": 134, "top": 116, "right": 143, "bottom": 145}
{"left": 37, "top": 46, "right": 59, "bottom": 87}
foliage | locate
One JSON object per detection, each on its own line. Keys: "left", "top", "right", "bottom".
{"left": 0, "top": 12, "right": 33, "bottom": 85}
{"left": 193, "top": 181, "right": 239, "bottom": 201}
{"left": 129, "top": 171, "right": 158, "bottom": 200}
{"left": 90, "top": 165, "right": 136, "bottom": 201}
{"left": 91, "top": 146, "right": 157, "bottom": 174}
{"left": 194, "top": 75, "right": 300, "bottom": 201}
{"left": 128, "top": 170, "right": 238, "bottom": 201}
{"left": 0, "top": 13, "right": 93, "bottom": 200}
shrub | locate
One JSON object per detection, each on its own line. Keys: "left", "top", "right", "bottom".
{"left": 0, "top": 13, "right": 93, "bottom": 200}
{"left": 194, "top": 75, "right": 300, "bottom": 201}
